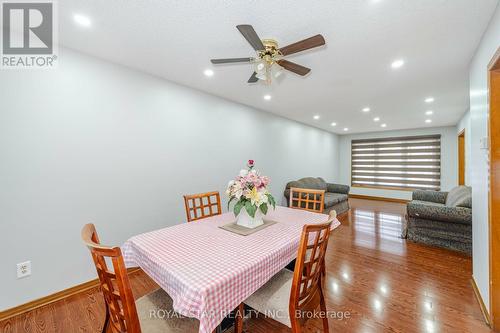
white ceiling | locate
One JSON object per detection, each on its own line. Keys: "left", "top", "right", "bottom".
{"left": 59, "top": 0, "right": 499, "bottom": 134}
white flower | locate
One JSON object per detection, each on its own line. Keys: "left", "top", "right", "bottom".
{"left": 239, "top": 169, "right": 249, "bottom": 177}
{"left": 234, "top": 189, "right": 243, "bottom": 199}
{"left": 260, "top": 190, "right": 269, "bottom": 203}
{"left": 228, "top": 181, "right": 243, "bottom": 199}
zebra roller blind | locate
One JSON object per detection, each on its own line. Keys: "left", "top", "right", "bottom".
{"left": 351, "top": 134, "right": 441, "bottom": 190}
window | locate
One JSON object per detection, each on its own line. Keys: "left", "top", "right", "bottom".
{"left": 351, "top": 134, "right": 441, "bottom": 191}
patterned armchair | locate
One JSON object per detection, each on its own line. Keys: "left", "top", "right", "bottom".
{"left": 404, "top": 186, "right": 472, "bottom": 254}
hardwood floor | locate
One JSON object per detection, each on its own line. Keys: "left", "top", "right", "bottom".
{"left": 0, "top": 271, "right": 158, "bottom": 333}
{"left": 0, "top": 199, "right": 491, "bottom": 333}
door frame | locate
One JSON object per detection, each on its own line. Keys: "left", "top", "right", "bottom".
{"left": 458, "top": 129, "right": 465, "bottom": 186}
{"left": 488, "top": 46, "right": 500, "bottom": 331}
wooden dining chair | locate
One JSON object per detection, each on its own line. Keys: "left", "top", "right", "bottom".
{"left": 183, "top": 191, "right": 222, "bottom": 222}
{"left": 81, "top": 223, "right": 199, "bottom": 333}
{"left": 289, "top": 187, "right": 325, "bottom": 213}
{"left": 239, "top": 212, "right": 335, "bottom": 333}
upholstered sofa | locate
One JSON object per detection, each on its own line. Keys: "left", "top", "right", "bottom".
{"left": 404, "top": 186, "right": 472, "bottom": 254}
{"left": 283, "top": 177, "right": 350, "bottom": 215}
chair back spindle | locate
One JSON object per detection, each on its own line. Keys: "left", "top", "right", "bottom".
{"left": 183, "top": 191, "right": 222, "bottom": 222}
{"left": 289, "top": 187, "right": 325, "bottom": 213}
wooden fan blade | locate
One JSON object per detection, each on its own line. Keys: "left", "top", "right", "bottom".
{"left": 278, "top": 34, "right": 325, "bottom": 56}
{"left": 277, "top": 59, "right": 311, "bottom": 76}
{"left": 248, "top": 72, "right": 259, "bottom": 83}
{"left": 211, "top": 57, "right": 253, "bottom": 64}
{"left": 236, "top": 25, "right": 265, "bottom": 51}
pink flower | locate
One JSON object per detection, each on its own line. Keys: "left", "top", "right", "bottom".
{"left": 245, "top": 172, "right": 257, "bottom": 184}
{"left": 247, "top": 159, "right": 255, "bottom": 168}
{"left": 260, "top": 176, "right": 270, "bottom": 187}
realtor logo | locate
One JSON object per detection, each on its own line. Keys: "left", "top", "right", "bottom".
{"left": 1, "top": 1, "right": 58, "bottom": 68}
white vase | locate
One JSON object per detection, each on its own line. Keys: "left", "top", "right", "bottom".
{"left": 236, "top": 207, "right": 264, "bottom": 229}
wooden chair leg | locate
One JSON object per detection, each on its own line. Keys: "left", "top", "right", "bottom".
{"left": 290, "top": 315, "right": 302, "bottom": 333}
{"left": 102, "top": 303, "right": 110, "bottom": 333}
{"left": 320, "top": 257, "right": 327, "bottom": 282}
{"left": 234, "top": 303, "right": 244, "bottom": 333}
{"left": 319, "top": 287, "right": 329, "bottom": 332}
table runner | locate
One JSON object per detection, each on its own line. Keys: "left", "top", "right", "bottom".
{"left": 122, "top": 206, "right": 340, "bottom": 333}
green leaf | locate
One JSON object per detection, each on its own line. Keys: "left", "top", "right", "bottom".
{"left": 234, "top": 200, "right": 244, "bottom": 216}
{"left": 245, "top": 201, "right": 257, "bottom": 218}
{"left": 260, "top": 203, "right": 268, "bottom": 215}
{"left": 227, "top": 197, "right": 235, "bottom": 210}
{"left": 266, "top": 193, "right": 276, "bottom": 209}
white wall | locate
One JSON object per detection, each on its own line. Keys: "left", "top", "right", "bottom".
{"left": 0, "top": 48, "right": 340, "bottom": 310}
{"left": 457, "top": 110, "right": 471, "bottom": 185}
{"left": 469, "top": 3, "right": 500, "bottom": 313}
{"left": 338, "top": 127, "right": 458, "bottom": 201}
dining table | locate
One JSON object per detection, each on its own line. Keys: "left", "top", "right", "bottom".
{"left": 122, "top": 206, "right": 340, "bottom": 333}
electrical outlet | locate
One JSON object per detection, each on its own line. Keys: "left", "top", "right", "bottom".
{"left": 17, "top": 261, "right": 31, "bottom": 279}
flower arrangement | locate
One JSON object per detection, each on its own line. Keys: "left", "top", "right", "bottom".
{"left": 226, "top": 160, "right": 276, "bottom": 218}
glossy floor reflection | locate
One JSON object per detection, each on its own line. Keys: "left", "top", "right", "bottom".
{"left": 243, "top": 198, "right": 491, "bottom": 333}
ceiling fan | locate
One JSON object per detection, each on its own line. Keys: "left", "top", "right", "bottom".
{"left": 210, "top": 25, "right": 326, "bottom": 84}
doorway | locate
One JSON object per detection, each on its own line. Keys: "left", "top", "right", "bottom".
{"left": 458, "top": 130, "right": 465, "bottom": 185}
{"left": 489, "top": 47, "right": 500, "bottom": 331}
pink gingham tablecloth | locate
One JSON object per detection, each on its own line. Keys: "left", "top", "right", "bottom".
{"left": 122, "top": 206, "right": 340, "bottom": 333}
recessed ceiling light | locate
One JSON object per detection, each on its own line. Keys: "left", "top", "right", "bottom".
{"left": 425, "top": 97, "right": 435, "bottom": 103}
{"left": 331, "top": 122, "right": 337, "bottom": 127}
{"left": 203, "top": 69, "right": 214, "bottom": 77}
{"left": 313, "top": 115, "right": 320, "bottom": 120}
{"left": 425, "top": 110, "right": 433, "bottom": 115}
{"left": 381, "top": 123, "right": 387, "bottom": 128}
{"left": 391, "top": 59, "right": 405, "bottom": 69}
{"left": 74, "top": 14, "right": 91, "bottom": 27}
{"left": 362, "top": 107, "right": 371, "bottom": 112}
{"left": 263, "top": 94, "right": 272, "bottom": 101}
{"left": 373, "top": 117, "right": 380, "bottom": 122}
{"left": 425, "top": 119, "right": 432, "bottom": 123}
{"left": 343, "top": 127, "right": 349, "bottom": 131}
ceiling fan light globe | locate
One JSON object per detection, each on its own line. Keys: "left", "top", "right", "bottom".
{"left": 255, "top": 72, "right": 267, "bottom": 81}
{"left": 271, "top": 64, "right": 283, "bottom": 78}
